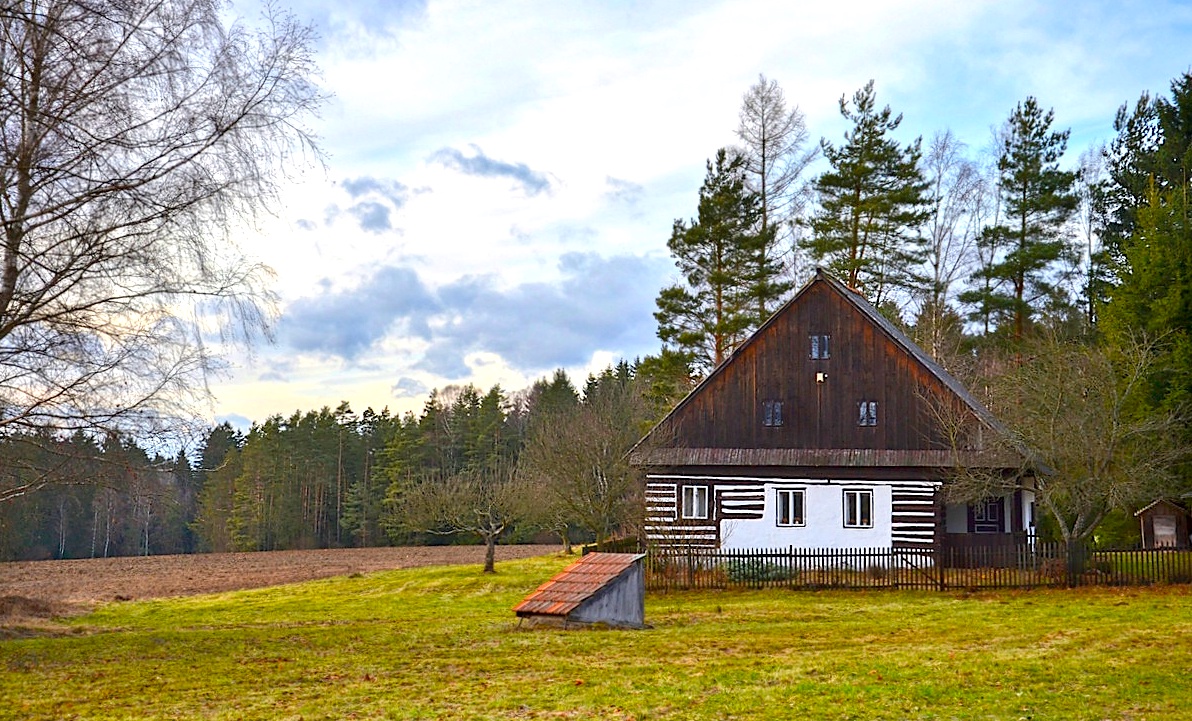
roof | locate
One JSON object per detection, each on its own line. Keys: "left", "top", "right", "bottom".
{"left": 513, "top": 552, "right": 644, "bottom": 618}
{"left": 631, "top": 268, "right": 1031, "bottom": 470}
{"left": 1134, "top": 498, "right": 1190, "bottom": 517}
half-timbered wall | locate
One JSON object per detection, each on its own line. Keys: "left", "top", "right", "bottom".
{"left": 645, "top": 475, "right": 941, "bottom": 550}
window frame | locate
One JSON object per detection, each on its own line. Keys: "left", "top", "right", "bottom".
{"left": 762, "top": 399, "right": 784, "bottom": 427}
{"left": 858, "top": 400, "right": 878, "bottom": 427}
{"left": 843, "top": 489, "right": 874, "bottom": 529}
{"left": 680, "top": 485, "right": 709, "bottom": 520}
{"left": 810, "top": 333, "right": 831, "bottom": 360}
{"left": 775, "top": 488, "right": 806, "bottom": 527}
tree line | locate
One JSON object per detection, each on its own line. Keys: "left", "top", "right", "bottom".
{"left": 0, "top": 362, "right": 684, "bottom": 564}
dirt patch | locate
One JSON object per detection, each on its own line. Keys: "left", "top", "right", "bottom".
{"left": 0, "top": 544, "right": 557, "bottom": 611}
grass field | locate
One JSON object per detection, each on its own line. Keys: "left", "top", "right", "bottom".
{"left": 2, "top": 553, "right": 1191, "bottom": 720}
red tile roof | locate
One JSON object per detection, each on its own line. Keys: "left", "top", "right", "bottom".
{"left": 513, "top": 552, "right": 643, "bottom": 618}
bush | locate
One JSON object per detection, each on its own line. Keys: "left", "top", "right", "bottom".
{"left": 723, "top": 557, "right": 796, "bottom": 584}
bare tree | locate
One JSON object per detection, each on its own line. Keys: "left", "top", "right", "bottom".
{"left": 0, "top": 0, "right": 322, "bottom": 500}
{"left": 735, "top": 74, "right": 818, "bottom": 296}
{"left": 398, "top": 462, "right": 533, "bottom": 573}
{"left": 946, "top": 334, "right": 1188, "bottom": 545}
{"left": 520, "top": 381, "right": 646, "bottom": 547}
{"left": 916, "top": 130, "right": 984, "bottom": 359}
{"left": 1075, "top": 144, "right": 1108, "bottom": 328}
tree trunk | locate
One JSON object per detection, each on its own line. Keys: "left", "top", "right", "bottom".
{"left": 483, "top": 534, "right": 496, "bottom": 573}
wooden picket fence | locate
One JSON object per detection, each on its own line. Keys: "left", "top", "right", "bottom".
{"left": 645, "top": 543, "right": 1192, "bottom": 592}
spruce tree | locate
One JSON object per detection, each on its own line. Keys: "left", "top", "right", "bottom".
{"left": 960, "top": 97, "right": 1078, "bottom": 343}
{"left": 655, "top": 149, "right": 764, "bottom": 374}
{"left": 803, "top": 80, "right": 931, "bottom": 307}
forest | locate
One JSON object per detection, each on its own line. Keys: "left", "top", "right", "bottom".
{"left": 1, "top": 68, "right": 1189, "bottom": 561}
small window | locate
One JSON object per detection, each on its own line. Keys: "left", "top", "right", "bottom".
{"left": 844, "top": 489, "right": 873, "bottom": 528}
{"left": 681, "top": 485, "right": 708, "bottom": 520}
{"left": 762, "top": 399, "right": 784, "bottom": 427}
{"left": 858, "top": 400, "right": 878, "bottom": 427}
{"left": 776, "top": 489, "right": 805, "bottom": 526}
{"left": 810, "top": 334, "right": 831, "bottom": 360}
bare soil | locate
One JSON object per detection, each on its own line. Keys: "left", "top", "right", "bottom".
{"left": 0, "top": 544, "right": 557, "bottom": 631}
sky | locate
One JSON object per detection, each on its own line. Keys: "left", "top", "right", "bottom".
{"left": 208, "top": 0, "right": 1192, "bottom": 432}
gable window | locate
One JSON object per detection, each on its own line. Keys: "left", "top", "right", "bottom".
{"left": 681, "top": 485, "right": 708, "bottom": 520}
{"left": 776, "top": 489, "right": 805, "bottom": 526}
{"left": 858, "top": 400, "right": 878, "bottom": 427}
{"left": 810, "top": 334, "right": 831, "bottom": 360}
{"left": 843, "top": 489, "right": 873, "bottom": 528}
{"left": 762, "top": 399, "right": 784, "bottom": 427}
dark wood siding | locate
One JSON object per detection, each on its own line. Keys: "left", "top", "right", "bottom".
{"left": 656, "top": 282, "right": 965, "bottom": 452}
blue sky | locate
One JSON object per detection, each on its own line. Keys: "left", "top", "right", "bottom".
{"left": 210, "top": 0, "right": 1192, "bottom": 429}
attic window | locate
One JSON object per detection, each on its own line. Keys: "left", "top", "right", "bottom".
{"left": 810, "top": 334, "right": 831, "bottom": 360}
{"left": 762, "top": 399, "right": 784, "bottom": 427}
{"left": 858, "top": 400, "right": 878, "bottom": 427}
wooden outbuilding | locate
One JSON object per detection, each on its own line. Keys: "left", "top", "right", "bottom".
{"left": 630, "top": 269, "right": 1035, "bottom": 553}
{"left": 1135, "top": 499, "right": 1192, "bottom": 549}
{"left": 513, "top": 552, "right": 646, "bottom": 628}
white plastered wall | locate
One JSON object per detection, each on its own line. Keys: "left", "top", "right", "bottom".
{"left": 720, "top": 481, "right": 893, "bottom": 549}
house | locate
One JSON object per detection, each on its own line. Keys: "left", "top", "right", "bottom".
{"left": 513, "top": 552, "right": 646, "bottom": 628}
{"left": 630, "top": 269, "right": 1035, "bottom": 553}
{"left": 1135, "top": 499, "right": 1191, "bottom": 549}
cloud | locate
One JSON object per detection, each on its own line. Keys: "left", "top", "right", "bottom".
{"left": 280, "top": 266, "right": 438, "bottom": 358}
{"left": 430, "top": 145, "right": 554, "bottom": 196}
{"left": 392, "top": 377, "right": 429, "bottom": 398}
{"left": 215, "top": 413, "right": 252, "bottom": 434}
{"left": 348, "top": 201, "right": 393, "bottom": 233}
{"left": 276, "top": 253, "right": 669, "bottom": 379}
{"left": 416, "top": 252, "right": 667, "bottom": 376}
{"left": 282, "top": 0, "right": 429, "bottom": 51}
{"left": 603, "top": 176, "right": 644, "bottom": 205}
{"left": 341, "top": 177, "right": 409, "bottom": 209}
{"left": 310, "top": 176, "right": 410, "bottom": 234}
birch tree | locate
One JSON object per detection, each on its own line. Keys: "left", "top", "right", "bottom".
{"left": 0, "top": 0, "right": 322, "bottom": 504}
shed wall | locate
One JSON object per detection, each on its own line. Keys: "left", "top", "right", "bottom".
{"left": 570, "top": 565, "right": 644, "bottom": 627}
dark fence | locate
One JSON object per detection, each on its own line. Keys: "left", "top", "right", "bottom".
{"left": 581, "top": 537, "right": 645, "bottom": 556}
{"left": 645, "top": 543, "right": 1192, "bottom": 592}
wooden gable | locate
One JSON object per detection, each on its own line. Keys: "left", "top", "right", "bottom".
{"left": 633, "top": 269, "right": 1020, "bottom": 471}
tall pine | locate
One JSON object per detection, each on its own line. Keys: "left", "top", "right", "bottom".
{"left": 960, "top": 97, "right": 1079, "bottom": 343}
{"left": 804, "top": 80, "right": 931, "bottom": 307}
{"left": 655, "top": 149, "right": 764, "bottom": 374}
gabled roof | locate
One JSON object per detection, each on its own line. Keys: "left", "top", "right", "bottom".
{"left": 513, "top": 552, "right": 644, "bottom": 618}
{"left": 631, "top": 268, "right": 1023, "bottom": 468}
{"left": 1134, "top": 498, "right": 1190, "bottom": 517}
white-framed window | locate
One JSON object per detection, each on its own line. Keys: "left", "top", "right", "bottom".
{"left": 858, "top": 400, "right": 878, "bottom": 427}
{"left": 843, "top": 489, "right": 873, "bottom": 528}
{"left": 762, "top": 399, "right": 784, "bottom": 427}
{"left": 776, "top": 489, "right": 805, "bottom": 526}
{"left": 681, "top": 485, "right": 708, "bottom": 520}
{"left": 810, "top": 334, "right": 831, "bottom": 360}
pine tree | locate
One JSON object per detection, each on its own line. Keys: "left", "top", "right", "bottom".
{"left": 960, "top": 97, "right": 1079, "bottom": 343}
{"left": 804, "top": 80, "right": 931, "bottom": 306}
{"left": 655, "top": 149, "right": 764, "bottom": 374}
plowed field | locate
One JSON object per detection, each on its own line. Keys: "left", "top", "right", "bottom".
{"left": 0, "top": 544, "right": 556, "bottom": 628}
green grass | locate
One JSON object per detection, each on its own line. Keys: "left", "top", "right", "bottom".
{"left": 2, "top": 554, "right": 1191, "bottom": 720}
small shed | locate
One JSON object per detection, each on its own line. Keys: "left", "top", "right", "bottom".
{"left": 513, "top": 552, "right": 646, "bottom": 628}
{"left": 1135, "top": 499, "right": 1192, "bottom": 549}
